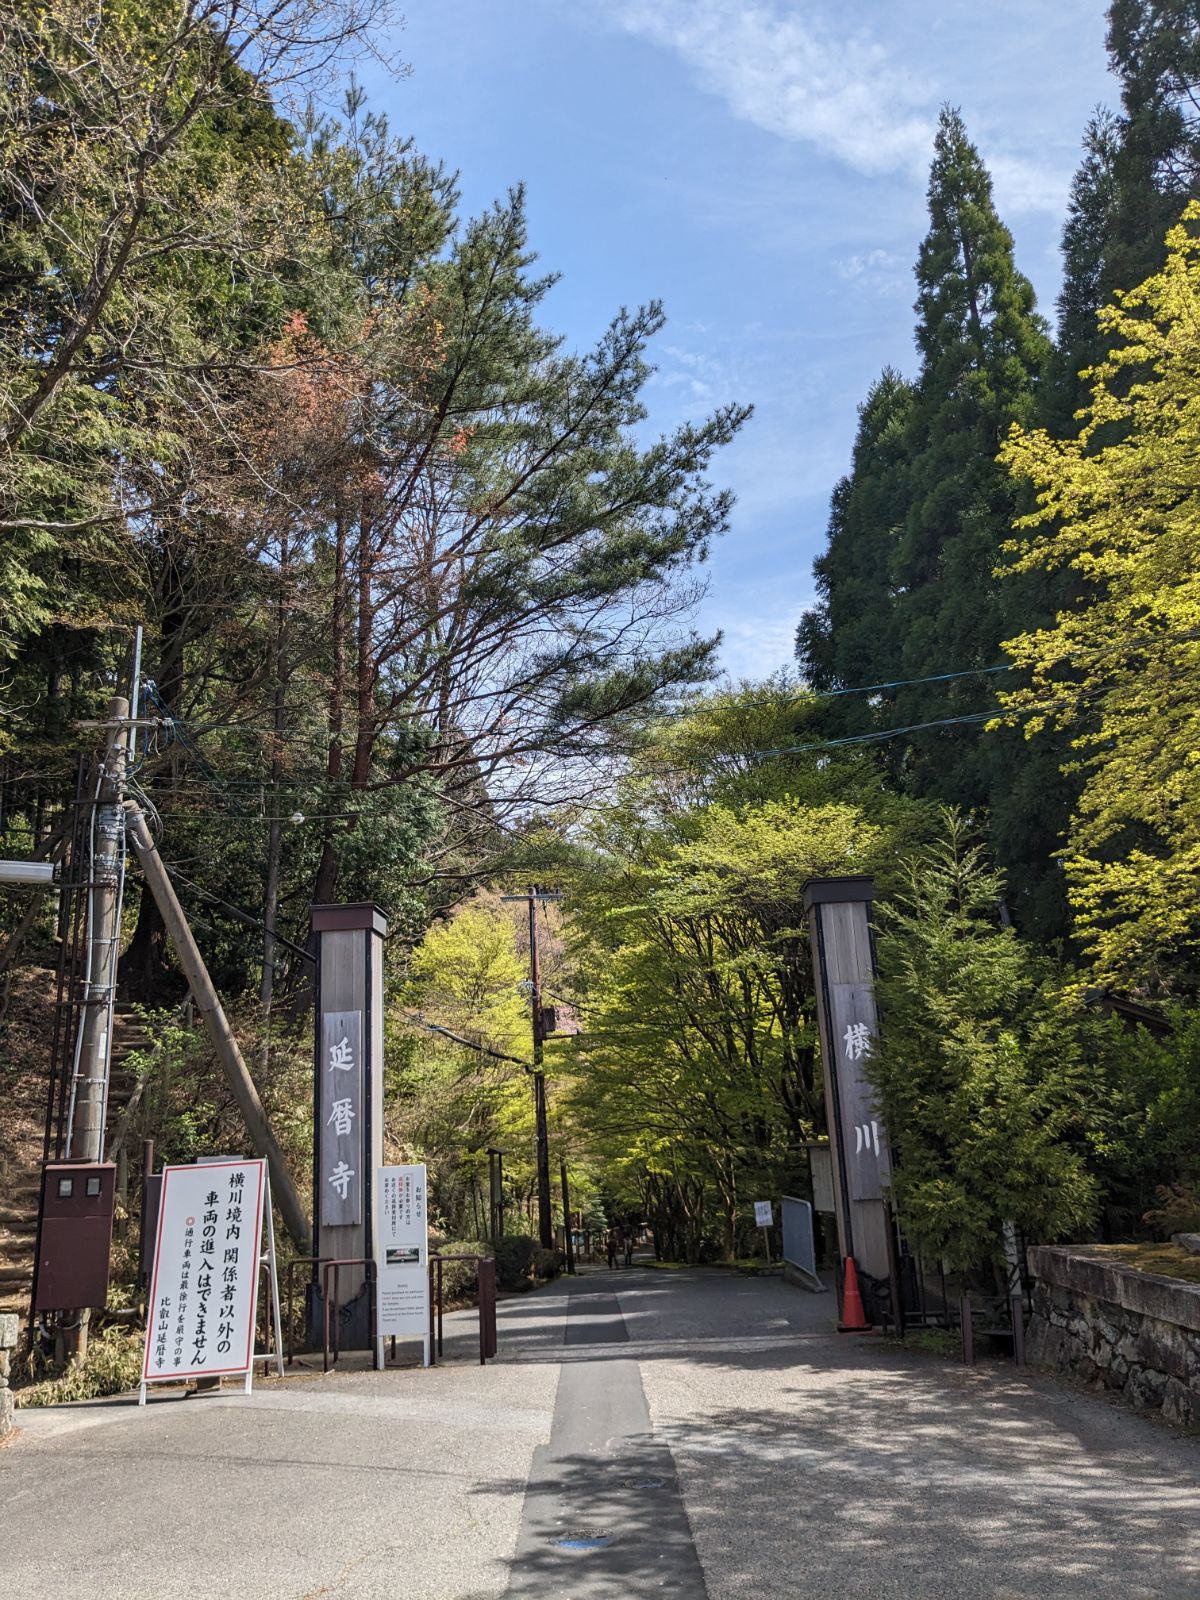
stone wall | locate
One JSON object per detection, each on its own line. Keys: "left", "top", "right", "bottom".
{"left": 1027, "top": 1246, "right": 1200, "bottom": 1429}
{"left": 0, "top": 1312, "right": 16, "bottom": 1443}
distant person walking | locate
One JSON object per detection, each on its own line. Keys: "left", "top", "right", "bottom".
{"left": 606, "top": 1231, "right": 617, "bottom": 1269}
{"left": 623, "top": 1229, "right": 634, "bottom": 1268}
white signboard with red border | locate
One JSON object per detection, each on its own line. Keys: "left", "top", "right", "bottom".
{"left": 141, "top": 1158, "right": 276, "bottom": 1402}
{"left": 375, "top": 1163, "right": 430, "bottom": 1365}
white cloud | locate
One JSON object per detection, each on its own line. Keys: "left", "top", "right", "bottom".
{"left": 988, "top": 152, "right": 1073, "bottom": 222}
{"left": 610, "top": 0, "right": 934, "bottom": 178}
{"left": 702, "top": 579, "right": 811, "bottom": 681}
{"left": 604, "top": 0, "right": 1073, "bottom": 215}
{"left": 837, "top": 248, "right": 909, "bottom": 293}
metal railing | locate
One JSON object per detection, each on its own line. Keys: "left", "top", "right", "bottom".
{"left": 428, "top": 1253, "right": 497, "bottom": 1366}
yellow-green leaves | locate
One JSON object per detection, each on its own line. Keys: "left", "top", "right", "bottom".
{"left": 1001, "top": 202, "right": 1200, "bottom": 988}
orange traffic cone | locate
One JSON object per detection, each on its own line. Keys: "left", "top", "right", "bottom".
{"left": 838, "top": 1255, "right": 871, "bottom": 1333}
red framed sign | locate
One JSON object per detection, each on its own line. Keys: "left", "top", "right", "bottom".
{"left": 142, "top": 1159, "right": 266, "bottom": 1395}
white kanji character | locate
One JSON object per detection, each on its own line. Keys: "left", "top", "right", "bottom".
{"left": 329, "top": 1160, "right": 355, "bottom": 1200}
{"left": 843, "top": 1021, "right": 872, "bottom": 1062}
{"left": 327, "top": 1097, "right": 355, "bottom": 1137}
{"left": 328, "top": 1035, "right": 354, "bottom": 1072}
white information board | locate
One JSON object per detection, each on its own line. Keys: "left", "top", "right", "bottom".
{"left": 142, "top": 1159, "right": 266, "bottom": 1397}
{"left": 376, "top": 1164, "right": 429, "bottom": 1359}
{"left": 754, "top": 1200, "right": 773, "bottom": 1228}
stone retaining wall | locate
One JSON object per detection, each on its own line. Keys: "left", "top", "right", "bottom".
{"left": 0, "top": 1312, "right": 15, "bottom": 1442}
{"left": 1026, "top": 1246, "right": 1200, "bottom": 1428}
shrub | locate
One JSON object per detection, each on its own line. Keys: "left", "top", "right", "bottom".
{"left": 1144, "top": 1184, "right": 1200, "bottom": 1239}
{"left": 535, "top": 1246, "right": 565, "bottom": 1281}
{"left": 430, "top": 1238, "right": 489, "bottom": 1301}
{"left": 15, "top": 1326, "right": 143, "bottom": 1408}
{"left": 494, "top": 1234, "right": 539, "bottom": 1290}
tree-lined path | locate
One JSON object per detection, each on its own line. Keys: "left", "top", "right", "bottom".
{"left": 5, "top": 1268, "right": 1199, "bottom": 1598}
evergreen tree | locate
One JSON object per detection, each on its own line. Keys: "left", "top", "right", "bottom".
{"left": 894, "top": 108, "right": 1051, "bottom": 756}
{"left": 795, "top": 368, "right": 913, "bottom": 731}
{"left": 1106, "top": 0, "right": 1200, "bottom": 294}
{"left": 871, "top": 815, "right": 1098, "bottom": 1274}
{"left": 1046, "top": 108, "right": 1123, "bottom": 432}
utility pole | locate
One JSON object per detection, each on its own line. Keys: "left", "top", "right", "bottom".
{"left": 502, "top": 886, "right": 562, "bottom": 1249}
{"left": 560, "top": 1156, "right": 576, "bottom": 1274}
{"left": 62, "top": 695, "right": 129, "bottom": 1363}
{"left": 527, "top": 887, "right": 553, "bottom": 1250}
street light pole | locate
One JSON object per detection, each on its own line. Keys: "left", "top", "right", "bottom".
{"left": 527, "top": 886, "right": 553, "bottom": 1250}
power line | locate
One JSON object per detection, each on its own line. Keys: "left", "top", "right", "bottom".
{"left": 413, "top": 1016, "right": 531, "bottom": 1071}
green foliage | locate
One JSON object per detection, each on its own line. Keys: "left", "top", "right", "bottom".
{"left": 15, "top": 1325, "right": 143, "bottom": 1407}
{"left": 560, "top": 691, "right": 931, "bottom": 1261}
{"left": 871, "top": 816, "right": 1099, "bottom": 1271}
{"left": 391, "top": 901, "right": 535, "bottom": 1238}
{"left": 796, "top": 369, "right": 913, "bottom": 716}
{"left": 1001, "top": 204, "right": 1200, "bottom": 989}
{"left": 797, "top": 108, "right": 1066, "bottom": 939}
{"left": 429, "top": 1240, "right": 490, "bottom": 1301}
{"left": 1105, "top": 0, "right": 1200, "bottom": 294}
{"left": 493, "top": 1235, "right": 539, "bottom": 1290}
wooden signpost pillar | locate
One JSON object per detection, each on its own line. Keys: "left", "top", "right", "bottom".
{"left": 803, "top": 877, "right": 893, "bottom": 1297}
{"left": 311, "top": 903, "right": 387, "bottom": 1351}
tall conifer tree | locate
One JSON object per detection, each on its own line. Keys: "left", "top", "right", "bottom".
{"left": 892, "top": 108, "right": 1051, "bottom": 797}
{"left": 1106, "top": 0, "right": 1200, "bottom": 294}
{"left": 795, "top": 368, "right": 912, "bottom": 731}
{"left": 1046, "top": 109, "right": 1122, "bottom": 432}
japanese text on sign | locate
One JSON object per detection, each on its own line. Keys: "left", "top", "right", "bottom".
{"left": 320, "top": 1009, "right": 363, "bottom": 1225}
{"left": 143, "top": 1160, "right": 265, "bottom": 1384}
{"left": 376, "top": 1164, "right": 429, "bottom": 1338}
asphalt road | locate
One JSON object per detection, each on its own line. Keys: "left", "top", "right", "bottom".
{"left": 5, "top": 1266, "right": 1200, "bottom": 1597}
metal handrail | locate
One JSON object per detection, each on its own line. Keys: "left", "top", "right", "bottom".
{"left": 322, "top": 1257, "right": 376, "bottom": 1372}
{"left": 427, "top": 1253, "right": 497, "bottom": 1366}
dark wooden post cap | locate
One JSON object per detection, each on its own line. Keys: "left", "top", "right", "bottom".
{"left": 801, "top": 876, "right": 875, "bottom": 912}
{"left": 310, "top": 902, "right": 389, "bottom": 936}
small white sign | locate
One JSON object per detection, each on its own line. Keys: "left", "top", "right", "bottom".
{"left": 143, "top": 1159, "right": 265, "bottom": 1385}
{"left": 754, "top": 1200, "right": 773, "bottom": 1228}
{"left": 376, "top": 1163, "right": 429, "bottom": 1340}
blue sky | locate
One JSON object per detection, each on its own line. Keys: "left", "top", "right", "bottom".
{"left": 360, "top": 2, "right": 1115, "bottom": 680}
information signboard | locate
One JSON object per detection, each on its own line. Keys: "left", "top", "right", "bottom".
{"left": 142, "top": 1159, "right": 266, "bottom": 1398}
{"left": 754, "top": 1200, "right": 773, "bottom": 1228}
{"left": 376, "top": 1164, "right": 429, "bottom": 1358}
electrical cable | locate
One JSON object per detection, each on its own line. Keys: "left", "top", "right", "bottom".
{"left": 163, "top": 864, "right": 316, "bottom": 965}
{"left": 414, "top": 1015, "right": 532, "bottom": 1071}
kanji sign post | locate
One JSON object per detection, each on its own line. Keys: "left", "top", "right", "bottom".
{"left": 803, "top": 876, "right": 895, "bottom": 1294}
{"left": 140, "top": 1158, "right": 279, "bottom": 1403}
{"left": 321, "top": 1009, "right": 363, "bottom": 1225}
{"left": 375, "top": 1163, "right": 430, "bottom": 1367}
{"left": 311, "top": 904, "right": 387, "bottom": 1356}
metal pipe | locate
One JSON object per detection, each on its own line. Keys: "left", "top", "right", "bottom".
{"left": 0, "top": 860, "right": 56, "bottom": 885}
